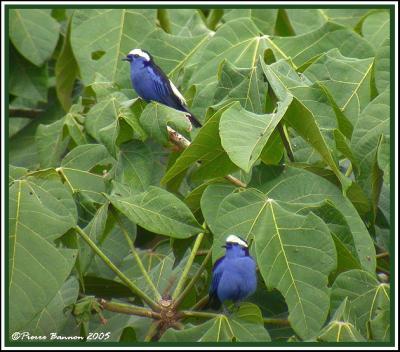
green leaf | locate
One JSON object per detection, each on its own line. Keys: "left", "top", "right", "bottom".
{"left": 10, "top": 48, "right": 48, "bottom": 103}
{"left": 351, "top": 89, "right": 389, "bottom": 206}
{"left": 220, "top": 95, "right": 292, "bottom": 173}
{"left": 9, "top": 9, "right": 60, "bottom": 66}
{"left": 61, "top": 144, "right": 112, "bottom": 170}
{"left": 115, "top": 140, "right": 166, "bottom": 192}
{"left": 71, "top": 9, "right": 156, "bottom": 86}
{"left": 25, "top": 276, "right": 79, "bottom": 336}
{"left": 262, "top": 59, "right": 351, "bottom": 191}
{"left": 161, "top": 102, "right": 237, "bottom": 185}
{"left": 56, "top": 14, "right": 79, "bottom": 111}
{"left": 9, "top": 165, "right": 28, "bottom": 184}
{"left": 318, "top": 298, "right": 366, "bottom": 342}
{"left": 108, "top": 183, "right": 202, "bottom": 239}
{"left": 139, "top": 102, "right": 191, "bottom": 145}
{"left": 214, "top": 59, "right": 268, "bottom": 114}
{"left": 362, "top": 11, "right": 390, "bottom": 50}
{"left": 303, "top": 49, "right": 374, "bottom": 125}
{"left": 167, "top": 9, "right": 210, "bottom": 36}
{"left": 223, "top": 9, "right": 279, "bottom": 34}
{"left": 331, "top": 269, "right": 390, "bottom": 339}
{"left": 161, "top": 303, "right": 271, "bottom": 341}
{"left": 375, "top": 38, "right": 390, "bottom": 94}
{"left": 35, "top": 117, "right": 70, "bottom": 168}
{"left": 9, "top": 178, "right": 77, "bottom": 332}
{"left": 202, "top": 186, "right": 336, "bottom": 339}
{"left": 269, "top": 22, "right": 374, "bottom": 70}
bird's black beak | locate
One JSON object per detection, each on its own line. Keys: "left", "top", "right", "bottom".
{"left": 221, "top": 245, "right": 227, "bottom": 248}
{"left": 122, "top": 57, "right": 129, "bottom": 61}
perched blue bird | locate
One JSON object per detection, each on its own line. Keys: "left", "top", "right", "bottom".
{"left": 123, "top": 49, "right": 202, "bottom": 128}
{"left": 208, "top": 235, "right": 257, "bottom": 311}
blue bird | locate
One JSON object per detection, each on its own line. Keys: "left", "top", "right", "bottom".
{"left": 208, "top": 235, "right": 257, "bottom": 312}
{"left": 123, "top": 48, "right": 202, "bottom": 128}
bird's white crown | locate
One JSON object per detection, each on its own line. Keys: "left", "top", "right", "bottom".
{"left": 226, "top": 235, "right": 248, "bottom": 248}
{"left": 128, "top": 49, "right": 150, "bottom": 61}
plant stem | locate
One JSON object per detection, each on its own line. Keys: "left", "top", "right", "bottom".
{"left": 167, "top": 126, "right": 246, "bottom": 188}
{"left": 376, "top": 251, "right": 389, "bottom": 259}
{"left": 206, "top": 9, "right": 223, "bottom": 31}
{"left": 180, "top": 310, "right": 221, "bottom": 319}
{"left": 277, "top": 122, "right": 294, "bottom": 162}
{"left": 111, "top": 207, "right": 161, "bottom": 301}
{"left": 172, "top": 231, "right": 205, "bottom": 300}
{"left": 173, "top": 248, "right": 212, "bottom": 309}
{"left": 157, "top": 9, "right": 171, "bottom": 33}
{"left": 144, "top": 320, "right": 162, "bottom": 342}
{"left": 189, "top": 294, "right": 209, "bottom": 311}
{"left": 74, "top": 226, "right": 160, "bottom": 311}
{"left": 98, "top": 299, "right": 161, "bottom": 319}
{"left": 263, "top": 317, "right": 290, "bottom": 326}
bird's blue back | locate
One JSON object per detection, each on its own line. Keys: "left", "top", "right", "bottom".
{"left": 209, "top": 244, "right": 257, "bottom": 305}
{"left": 129, "top": 59, "right": 186, "bottom": 113}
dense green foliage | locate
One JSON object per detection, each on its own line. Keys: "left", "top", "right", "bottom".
{"left": 8, "top": 8, "right": 391, "bottom": 344}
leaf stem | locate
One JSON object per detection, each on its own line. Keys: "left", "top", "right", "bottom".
{"left": 111, "top": 207, "right": 162, "bottom": 301}
{"left": 144, "top": 320, "right": 162, "bottom": 342}
{"left": 180, "top": 310, "right": 221, "bottom": 320}
{"left": 74, "top": 226, "right": 160, "bottom": 311}
{"left": 98, "top": 299, "right": 161, "bottom": 319}
{"left": 189, "top": 294, "right": 209, "bottom": 311}
{"left": 157, "top": 9, "right": 171, "bottom": 33}
{"left": 277, "top": 122, "right": 294, "bottom": 162}
{"left": 376, "top": 251, "right": 389, "bottom": 259}
{"left": 172, "top": 231, "right": 205, "bottom": 300}
{"left": 173, "top": 247, "right": 212, "bottom": 309}
{"left": 206, "top": 9, "right": 223, "bottom": 31}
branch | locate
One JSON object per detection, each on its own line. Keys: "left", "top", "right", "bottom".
{"left": 263, "top": 317, "right": 290, "bottom": 326}
{"left": 9, "top": 107, "right": 44, "bottom": 118}
{"left": 98, "top": 299, "right": 161, "bottom": 319}
{"left": 111, "top": 207, "right": 161, "bottom": 301}
{"left": 172, "top": 231, "right": 205, "bottom": 300}
{"left": 179, "top": 310, "right": 221, "bottom": 320}
{"left": 74, "top": 226, "right": 160, "bottom": 311}
{"left": 167, "top": 126, "right": 247, "bottom": 188}
{"left": 173, "top": 247, "right": 212, "bottom": 309}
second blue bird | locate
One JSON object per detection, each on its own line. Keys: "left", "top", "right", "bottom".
{"left": 123, "top": 48, "right": 202, "bottom": 128}
{"left": 208, "top": 235, "right": 257, "bottom": 311}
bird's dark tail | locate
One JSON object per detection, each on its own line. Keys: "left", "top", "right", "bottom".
{"left": 187, "top": 112, "right": 202, "bottom": 128}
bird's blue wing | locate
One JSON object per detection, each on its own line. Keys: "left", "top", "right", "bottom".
{"left": 209, "top": 256, "right": 225, "bottom": 296}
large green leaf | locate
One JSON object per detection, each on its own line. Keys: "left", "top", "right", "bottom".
{"left": 56, "top": 14, "right": 79, "bottom": 111}
{"left": 10, "top": 47, "right": 48, "bottom": 103}
{"left": 331, "top": 269, "right": 390, "bottom": 340}
{"left": 303, "top": 49, "right": 374, "bottom": 126}
{"left": 108, "top": 183, "right": 202, "bottom": 238}
{"left": 317, "top": 298, "right": 366, "bottom": 342}
{"left": 139, "top": 102, "right": 191, "bottom": 145}
{"left": 374, "top": 38, "right": 390, "bottom": 94}
{"left": 223, "top": 9, "right": 279, "bottom": 34}
{"left": 219, "top": 95, "right": 291, "bottom": 173}
{"left": 362, "top": 11, "right": 390, "bottom": 51}
{"left": 161, "top": 102, "right": 237, "bottom": 185}
{"left": 269, "top": 22, "right": 374, "bottom": 69}
{"left": 161, "top": 303, "right": 271, "bottom": 341}
{"left": 9, "top": 177, "right": 77, "bottom": 332}
{"left": 214, "top": 59, "right": 268, "bottom": 114}
{"left": 25, "top": 276, "right": 79, "bottom": 336}
{"left": 351, "top": 89, "right": 389, "bottom": 206}
{"left": 71, "top": 9, "right": 156, "bottom": 86}
{"left": 114, "top": 140, "right": 166, "bottom": 192}
{"left": 261, "top": 59, "right": 351, "bottom": 191}
{"left": 166, "top": 9, "right": 210, "bottom": 36}
{"left": 202, "top": 186, "right": 336, "bottom": 339}
{"left": 9, "top": 9, "right": 60, "bottom": 66}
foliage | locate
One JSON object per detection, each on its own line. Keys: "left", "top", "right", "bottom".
{"left": 8, "top": 7, "right": 391, "bottom": 344}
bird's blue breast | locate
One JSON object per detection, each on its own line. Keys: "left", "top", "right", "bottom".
{"left": 210, "top": 255, "right": 257, "bottom": 303}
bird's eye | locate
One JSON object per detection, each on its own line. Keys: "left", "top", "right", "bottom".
{"left": 133, "top": 54, "right": 139, "bottom": 58}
